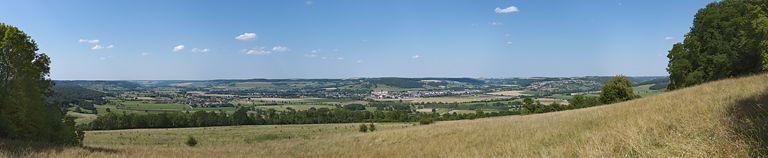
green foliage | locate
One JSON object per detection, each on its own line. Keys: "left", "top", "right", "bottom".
{"left": 419, "top": 117, "right": 433, "bottom": 125}
{"left": 185, "top": 136, "right": 198, "bottom": 147}
{"left": 358, "top": 124, "right": 368, "bottom": 132}
{"left": 0, "top": 23, "right": 81, "bottom": 145}
{"left": 231, "top": 107, "right": 251, "bottom": 125}
{"left": 667, "top": 0, "right": 768, "bottom": 89}
{"left": 600, "top": 76, "right": 638, "bottom": 104}
{"left": 368, "top": 123, "right": 376, "bottom": 132}
{"left": 568, "top": 95, "right": 602, "bottom": 108}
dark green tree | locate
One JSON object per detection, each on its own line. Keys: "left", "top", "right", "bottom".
{"left": 667, "top": 0, "right": 768, "bottom": 89}
{"left": 0, "top": 23, "right": 81, "bottom": 145}
{"left": 600, "top": 76, "right": 637, "bottom": 104}
{"left": 231, "top": 107, "right": 250, "bottom": 125}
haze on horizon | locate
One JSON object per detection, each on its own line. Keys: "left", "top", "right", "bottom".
{"left": 0, "top": 0, "right": 715, "bottom": 80}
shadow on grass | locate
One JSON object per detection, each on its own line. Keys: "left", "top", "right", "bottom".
{"left": 730, "top": 92, "right": 768, "bottom": 156}
{"left": 0, "top": 140, "right": 120, "bottom": 157}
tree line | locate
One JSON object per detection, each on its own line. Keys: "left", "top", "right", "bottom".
{"left": 86, "top": 106, "right": 521, "bottom": 130}
{"left": 521, "top": 76, "right": 637, "bottom": 114}
{"left": 667, "top": 0, "right": 768, "bottom": 89}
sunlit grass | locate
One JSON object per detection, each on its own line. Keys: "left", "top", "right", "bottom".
{"left": 7, "top": 74, "right": 768, "bottom": 157}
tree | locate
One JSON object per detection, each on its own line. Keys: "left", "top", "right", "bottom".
{"left": 231, "top": 107, "right": 250, "bottom": 125}
{"left": 667, "top": 0, "right": 768, "bottom": 89}
{"left": 0, "top": 23, "right": 81, "bottom": 145}
{"left": 600, "top": 76, "right": 637, "bottom": 104}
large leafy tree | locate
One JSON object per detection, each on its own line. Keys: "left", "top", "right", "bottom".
{"left": 600, "top": 76, "right": 637, "bottom": 104}
{"left": 667, "top": 0, "right": 768, "bottom": 89}
{"left": 0, "top": 23, "right": 81, "bottom": 144}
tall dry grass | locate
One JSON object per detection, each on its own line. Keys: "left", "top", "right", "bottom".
{"left": 4, "top": 74, "right": 768, "bottom": 157}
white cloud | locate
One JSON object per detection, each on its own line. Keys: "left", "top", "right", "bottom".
{"left": 191, "top": 48, "right": 210, "bottom": 53}
{"left": 356, "top": 60, "right": 363, "bottom": 63}
{"left": 495, "top": 5, "right": 519, "bottom": 14}
{"left": 305, "top": 53, "right": 318, "bottom": 58}
{"left": 99, "top": 56, "right": 107, "bottom": 60}
{"left": 141, "top": 52, "right": 150, "bottom": 56}
{"left": 490, "top": 21, "right": 503, "bottom": 26}
{"left": 172, "top": 45, "right": 185, "bottom": 52}
{"left": 244, "top": 47, "right": 272, "bottom": 55}
{"left": 664, "top": 36, "right": 675, "bottom": 40}
{"left": 412, "top": 55, "right": 421, "bottom": 59}
{"left": 272, "top": 46, "right": 290, "bottom": 52}
{"left": 235, "top": 32, "right": 257, "bottom": 41}
{"left": 78, "top": 39, "right": 100, "bottom": 44}
{"left": 321, "top": 56, "right": 328, "bottom": 60}
{"left": 336, "top": 57, "right": 344, "bottom": 60}
{"left": 79, "top": 39, "right": 113, "bottom": 50}
{"left": 506, "top": 41, "right": 513, "bottom": 46}
{"left": 305, "top": 1, "right": 314, "bottom": 5}
{"left": 91, "top": 45, "right": 104, "bottom": 50}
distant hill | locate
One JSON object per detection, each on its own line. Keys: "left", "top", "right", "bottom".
{"left": 55, "top": 80, "right": 142, "bottom": 92}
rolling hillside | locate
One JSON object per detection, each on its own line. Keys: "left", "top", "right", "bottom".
{"left": 6, "top": 74, "right": 768, "bottom": 157}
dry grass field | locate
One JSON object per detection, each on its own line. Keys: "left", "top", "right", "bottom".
{"left": 376, "top": 94, "right": 512, "bottom": 103}
{"left": 487, "top": 90, "right": 528, "bottom": 97}
{"left": 4, "top": 74, "right": 768, "bottom": 157}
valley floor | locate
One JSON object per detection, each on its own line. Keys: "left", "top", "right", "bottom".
{"left": 4, "top": 74, "right": 768, "bottom": 157}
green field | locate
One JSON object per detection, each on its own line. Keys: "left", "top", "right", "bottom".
{"left": 633, "top": 84, "right": 663, "bottom": 97}
{"left": 255, "top": 105, "right": 336, "bottom": 111}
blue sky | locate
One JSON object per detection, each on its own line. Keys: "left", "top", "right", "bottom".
{"left": 0, "top": 0, "right": 715, "bottom": 80}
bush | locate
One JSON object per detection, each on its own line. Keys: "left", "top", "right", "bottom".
{"left": 419, "top": 118, "right": 434, "bottom": 125}
{"left": 368, "top": 124, "right": 376, "bottom": 132}
{"left": 600, "top": 76, "right": 637, "bottom": 104}
{"left": 359, "top": 124, "right": 368, "bottom": 132}
{"left": 185, "top": 136, "right": 198, "bottom": 147}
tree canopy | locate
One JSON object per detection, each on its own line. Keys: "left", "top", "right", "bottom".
{"left": 0, "top": 23, "right": 81, "bottom": 144}
{"left": 667, "top": 0, "right": 768, "bottom": 89}
{"left": 600, "top": 76, "right": 637, "bottom": 104}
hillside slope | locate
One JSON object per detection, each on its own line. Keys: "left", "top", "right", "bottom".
{"left": 10, "top": 74, "right": 768, "bottom": 157}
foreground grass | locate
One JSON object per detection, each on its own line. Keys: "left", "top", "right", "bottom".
{"left": 5, "top": 74, "right": 768, "bottom": 157}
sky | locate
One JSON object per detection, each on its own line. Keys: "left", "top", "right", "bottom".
{"left": 0, "top": 0, "right": 716, "bottom": 80}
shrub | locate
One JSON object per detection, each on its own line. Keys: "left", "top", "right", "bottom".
{"left": 419, "top": 118, "right": 434, "bottom": 125}
{"left": 359, "top": 124, "right": 368, "bottom": 132}
{"left": 368, "top": 124, "right": 376, "bottom": 132}
{"left": 185, "top": 136, "right": 198, "bottom": 147}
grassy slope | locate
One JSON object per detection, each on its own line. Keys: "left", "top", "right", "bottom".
{"left": 7, "top": 74, "right": 768, "bottom": 157}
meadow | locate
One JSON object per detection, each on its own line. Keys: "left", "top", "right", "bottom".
{"left": 12, "top": 74, "right": 768, "bottom": 157}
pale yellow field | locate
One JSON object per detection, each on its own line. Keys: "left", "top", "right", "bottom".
{"left": 248, "top": 98, "right": 308, "bottom": 102}
{"left": 6, "top": 74, "right": 768, "bottom": 157}
{"left": 377, "top": 95, "right": 512, "bottom": 103}
{"left": 487, "top": 90, "right": 527, "bottom": 97}
{"left": 535, "top": 98, "right": 570, "bottom": 105}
